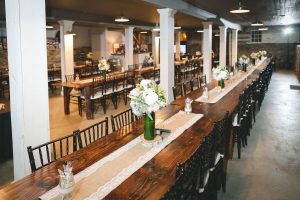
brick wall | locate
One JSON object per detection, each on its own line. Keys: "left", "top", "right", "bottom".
{"left": 295, "top": 45, "right": 300, "bottom": 81}
{"left": 0, "top": 49, "right": 8, "bottom": 69}
{"left": 238, "top": 43, "right": 299, "bottom": 69}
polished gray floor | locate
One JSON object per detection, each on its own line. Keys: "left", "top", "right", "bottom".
{"left": 219, "top": 70, "right": 300, "bottom": 200}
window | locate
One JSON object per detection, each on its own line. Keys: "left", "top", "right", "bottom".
{"left": 251, "top": 31, "right": 262, "bottom": 43}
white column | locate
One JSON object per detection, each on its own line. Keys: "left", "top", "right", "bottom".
{"left": 155, "top": 36, "right": 160, "bottom": 64}
{"left": 124, "top": 27, "right": 134, "bottom": 71}
{"left": 228, "top": 30, "right": 232, "bottom": 66}
{"left": 5, "top": 0, "right": 50, "bottom": 179}
{"left": 175, "top": 31, "right": 181, "bottom": 61}
{"left": 100, "top": 29, "right": 108, "bottom": 59}
{"left": 202, "top": 22, "right": 213, "bottom": 82}
{"left": 219, "top": 26, "right": 227, "bottom": 67}
{"left": 157, "top": 8, "right": 176, "bottom": 102}
{"left": 232, "top": 29, "right": 238, "bottom": 67}
{"left": 59, "top": 20, "right": 74, "bottom": 82}
{"left": 151, "top": 30, "right": 159, "bottom": 64}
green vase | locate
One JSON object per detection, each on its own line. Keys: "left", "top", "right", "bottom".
{"left": 144, "top": 112, "right": 155, "bottom": 140}
{"left": 218, "top": 79, "right": 225, "bottom": 89}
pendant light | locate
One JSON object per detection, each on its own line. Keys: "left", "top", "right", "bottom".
{"left": 251, "top": 20, "right": 264, "bottom": 26}
{"left": 174, "top": 23, "right": 181, "bottom": 30}
{"left": 115, "top": 15, "right": 130, "bottom": 22}
{"left": 230, "top": 1, "right": 250, "bottom": 14}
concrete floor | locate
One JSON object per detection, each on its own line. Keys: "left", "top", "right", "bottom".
{"left": 1, "top": 70, "right": 300, "bottom": 200}
{"left": 219, "top": 70, "right": 300, "bottom": 200}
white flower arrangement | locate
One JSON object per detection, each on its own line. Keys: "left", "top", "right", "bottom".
{"left": 212, "top": 66, "right": 229, "bottom": 81}
{"left": 98, "top": 59, "right": 110, "bottom": 71}
{"left": 261, "top": 50, "right": 267, "bottom": 56}
{"left": 195, "top": 51, "right": 201, "bottom": 56}
{"left": 250, "top": 52, "right": 258, "bottom": 59}
{"left": 239, "top": 55, "right": 250, "bottom": 65}
{"left": 129, "top": 80, "right": 167, "bottom": 119}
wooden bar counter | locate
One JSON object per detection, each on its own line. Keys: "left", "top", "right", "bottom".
{"left": 0, "top": 59, "right": 270, "bottom": 199}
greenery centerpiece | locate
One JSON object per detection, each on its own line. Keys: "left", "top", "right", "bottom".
{"left": 239, "top": 55, "right": 250, "bottom": 72}
{"left": 129, "top": 80, "right": 167, "bottom": 140}
{"left": 98, "top": 58, "right": 110, "bottom": 75}
{"left": 212, "top": 66, "right": 229, "bottom": 89}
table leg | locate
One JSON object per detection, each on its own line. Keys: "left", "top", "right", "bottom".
{"left": 63, "top": 87, "right": 72, "bottom": 115}
{"left": 82, "top": 86, "right": 92, "bottom": 120}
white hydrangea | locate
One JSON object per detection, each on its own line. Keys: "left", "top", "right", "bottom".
{"left": 128, "top": 79, "right": 167, "bottom": 118}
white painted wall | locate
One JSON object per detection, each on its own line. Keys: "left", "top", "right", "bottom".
{"left": 107, "top": 30, "right": 125, "bottom": 56}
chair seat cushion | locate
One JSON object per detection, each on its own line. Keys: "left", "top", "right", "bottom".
{"left": 90, "top": 92, "right": 103, "bottom": 100}
{"left": 198, "top": 170, "right": 210, "bottom": 193}
{"left": 210, "top": 153, "right": 224, "bottom": 171}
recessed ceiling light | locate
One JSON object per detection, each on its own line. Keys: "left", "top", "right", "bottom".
{"left": 115, "top": 16, "right": 130, "bottom": 22}
{"left": 197, "top": 30, "right": 204, "bottom": 33}
{"left": 174, "top": 26, "right": 181, "bottom": 30}
{"left": 140, "top": 31, "right": 148, "bottom": 34}
{"left": 251, "top": 20, "right": 264, "bottom": 26}
{"left": 230, "top": 2, "right": 250, "bottom": 14}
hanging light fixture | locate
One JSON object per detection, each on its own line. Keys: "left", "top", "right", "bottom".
{"left": 230, "top": 1, "right": 250, "bottom": 14}
{"left": 197, "top": 30, "right": 204, "bottom": 33}
{"left": 174, "top": 23, "right": 181, "bottom": 30}
{"left": 114, "top": 15, "right": 130, "bottom": 22}
{"left": 46, "top": 23, "right": 53, "bottom": 29}
{"left": 214, "top": 33, "right": 220, "bottom": 37}
{"left": 258, "top": 27, "right": 268, "bottom": 31}
{"left": 140, "top": 31, "right": 148, "bottom": 34}
{"left": 251, "top": 20, "right": 264, "bottom": 26}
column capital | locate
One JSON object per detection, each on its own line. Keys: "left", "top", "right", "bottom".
{"left": 219, "top": 26, "right": 228, "bottom": 31}
{"left": 202, "top": 21, "right": 213, "bottom": 27}
{"left": 125, "top": 26, "right": 134, "bottom": 31}
{"left": 58, "top": 20, "right": 74, "bottom": 34}
{"left": 157, "top": 8, "right": 176, "bottom": 17}
{"left": 231, "top": 29, "right": 239, "bottom": 33}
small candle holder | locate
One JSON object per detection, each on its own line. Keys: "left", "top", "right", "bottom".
{"left": 58, "top": 162, "right": 75, "bottom": 200}
{"left": 184, "top": 97, "right": 193, "bottom": 114}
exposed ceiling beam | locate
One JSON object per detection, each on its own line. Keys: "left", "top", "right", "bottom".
{"left": 143, "top": 0, "right": 242, "bottom": 30}
{"left": 142, "top": 0, "right": 216, "bottom": 20}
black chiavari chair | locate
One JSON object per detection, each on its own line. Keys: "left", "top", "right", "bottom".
{"left": 27, "top": 132, "right": 77, "bottom": 172}
{"left": 172, "top": 83, "right": 184, "bottom": 100}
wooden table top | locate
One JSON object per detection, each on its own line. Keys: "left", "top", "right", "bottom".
{"left": 0, "top": 60, "right": 269, "bottom": 200}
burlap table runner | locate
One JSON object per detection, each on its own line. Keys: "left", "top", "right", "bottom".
{"left": 40, "top": 111, "right": 203, "bottom": 200}
{"left": 196, "top": 58, "right": 267, "bottom": 103}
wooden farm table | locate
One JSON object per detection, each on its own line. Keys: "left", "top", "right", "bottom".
{"left": 61, "top": 71, "right": 124, "bottom": 120}
{"left": 0, "top": 59, "right": 270, "bottom": 200}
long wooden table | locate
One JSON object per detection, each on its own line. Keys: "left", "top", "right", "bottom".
{"left": 0, "top": 59, "right": 269, "bottom": 199}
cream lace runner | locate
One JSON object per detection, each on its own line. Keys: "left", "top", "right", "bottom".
{"left": 40, "top": 111, "right": 203, "bottom": 200}
{"left": 196, "top": 58, "right": 268, "bottom": 103}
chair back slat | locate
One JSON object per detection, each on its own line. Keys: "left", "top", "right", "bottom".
{"left": 76, "top": 118, "right": 109, "bottom": 148}
{"left": 111, "top": 108, "right": 135, "bottom": 132}
{"left": 45, "top": 145, "right": 50, "bottom": 163}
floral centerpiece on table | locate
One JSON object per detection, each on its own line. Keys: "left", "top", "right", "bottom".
{"left": 212, "top": 66, "right": 229, "bottom": 89}
{"left": 239, "top": 55, "right": 250, "bottom": 72}
{"left": 129, "top": 80, "right": 167, "bottom": 140}
{"left": 250, "top": 52, "right": 258, "bottom": 60}
{"left": 260, "top": 50, "right": 267, "bottom": 58}
{"left": 98, "top": 58, "right": 110, "bottom": 73}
